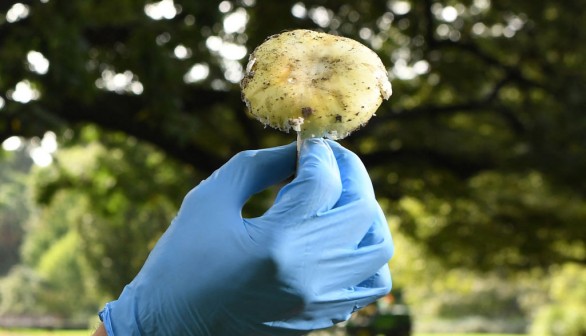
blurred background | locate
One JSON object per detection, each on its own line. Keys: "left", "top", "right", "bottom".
{"left": 0, "top": 0, "right": 585, "bottom": 335}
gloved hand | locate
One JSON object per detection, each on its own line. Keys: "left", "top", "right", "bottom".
{"left": 99, "top": 138, "right": 393, "bottom": 336}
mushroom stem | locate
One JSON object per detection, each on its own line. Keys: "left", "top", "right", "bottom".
{"left": 296, "top": 131, "right": 302, "bottom": 172}
{"left": 297, "top": 132, "right": 302, "bottom": 155}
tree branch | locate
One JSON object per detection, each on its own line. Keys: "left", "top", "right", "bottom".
{"left": 361, "top": 147, "right": 494, "bottom": 179}
{"left": 422, "top": 0, "right": 436, "bottom": 48}
{"left": 57, "top": 92, "right": 231, "bottom": 173}
{"left": 373, "top": 73, "right": 526, "bottom": 135}
{"left": 1, "top": 89, "right": 242, "bottom": 173}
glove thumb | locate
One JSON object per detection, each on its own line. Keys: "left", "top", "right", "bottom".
{"left": 263, "top": 138, "right": 342, "bottom": 221}
{"left": 197, "top": 143, "right": 297, "bottom": 210}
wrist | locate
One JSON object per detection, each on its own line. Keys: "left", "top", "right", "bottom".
{"left": 92, "top": 323, "right": 107, "bottom": 336}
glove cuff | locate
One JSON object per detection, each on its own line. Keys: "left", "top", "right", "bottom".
{"left": 99, "top": 295, "right": 143, "bottom": 336}
{"left": 98, "top": 303, "right": 116, "bottom": 336}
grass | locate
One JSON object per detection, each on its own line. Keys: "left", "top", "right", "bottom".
{"left": 0, "top": 329, "right": 90, "bottom": 336}
{"left": 0, "top": 330, "right": 526, "bottom": 336}
{"left": 416, "top": 334, "right": 524, "bottom": 336}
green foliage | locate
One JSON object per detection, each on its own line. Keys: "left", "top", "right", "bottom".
{"left": 530, "top": 264, "right": 586, "bottom": 336}
{"left": 388, "top": 220, "right": 536, "bottom": 333}
{"left": 0, "top": 149, "right": 33, "bottom": 275}
{"left": 3, "top": 190, "right": 102, "bottom": 318}
{"left": 1, "top": 127, "right": 195, "bottom": 318}
{"left": 394, "top": 171, "right": 586, "bottom": 270}
{"left": 0, "top": 266, "right": 45, "bottom": 316}
{"left": 20, "top": 191, "right": 77, "bottom": 268}
{"left": 35, "top": 230, "right": 101, "bottom": 318}
{"left": 29, "top": 127, "right": 196, "bottom": 296}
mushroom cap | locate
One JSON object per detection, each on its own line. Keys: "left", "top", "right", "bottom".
{"left": 241, "top": 29, "right": 392, "bottom": 140}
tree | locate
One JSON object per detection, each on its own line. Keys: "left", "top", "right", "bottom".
{"left": 28, "top": 127, "right": 195, "bottom": 296}
{"left": 530, "top": 263, "right": 586, "bottom": 336}
{"left": 1, "top": 129, "right": 192, "bottom": 319}
{"left": 0, "top": 148, "right": 32, "bottom": 275}
{"left": 1, "top": 0, "right": 584, "bottom": 274}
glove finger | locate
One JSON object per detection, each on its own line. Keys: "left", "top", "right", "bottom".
{"left": 298, "top": 278, "right": 392, "bottom": 328}
{"left": 346, "top": 209, "right": 393, "bottom": 282}
{"left": 326, "top": 141, "right": 393, "bottom": 258}
{"left": 263, "top": 138, "right": 342, "bottom": 221}
{"left": 359, "top": 205, "right": 393, "bottom": 248}
{"left": 321, "top": 265, "right": 390, "bottom": 310}
{"left": 326, "top": 140, "right": 376, "bottom": 207}
{"left": 265, "top": 266, "right": 391, "bottom": 332}
{"left": 308, "top": 194, "right": 389, "bottom": 257}
{"left": 356, "top": 264, "right": 392, "bottom": 293}
{"left": 312, "top": 197, "right": 383, "bottom": 248}
{"left": 315, "top": 240, "right": 393, "bottom": 292}
{"left": 348, "top": 277, "right": 392, "bottom": 312}
{"left": 198, "top": 142, "right": 297, "bottom": 209}
{"left": 312, "top": 211, "right": 393, "bottom": 291}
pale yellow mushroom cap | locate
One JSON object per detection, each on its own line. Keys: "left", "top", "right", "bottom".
{"left": 241, "top": 29, "right": 392, "bottom": 140}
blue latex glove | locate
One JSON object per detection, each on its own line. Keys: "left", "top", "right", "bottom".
{"left": 99, "top": 139, "right": 393, "bottom": 336}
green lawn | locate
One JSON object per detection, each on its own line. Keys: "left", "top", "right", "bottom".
{"left": 416, "top": 334, "right": 524, "bottom": 336}
{"left": 0, "top": 330, "right": 526, "bottom": 336}
{"left": 0, "top": 330, "right": 90, "bottom": 336}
